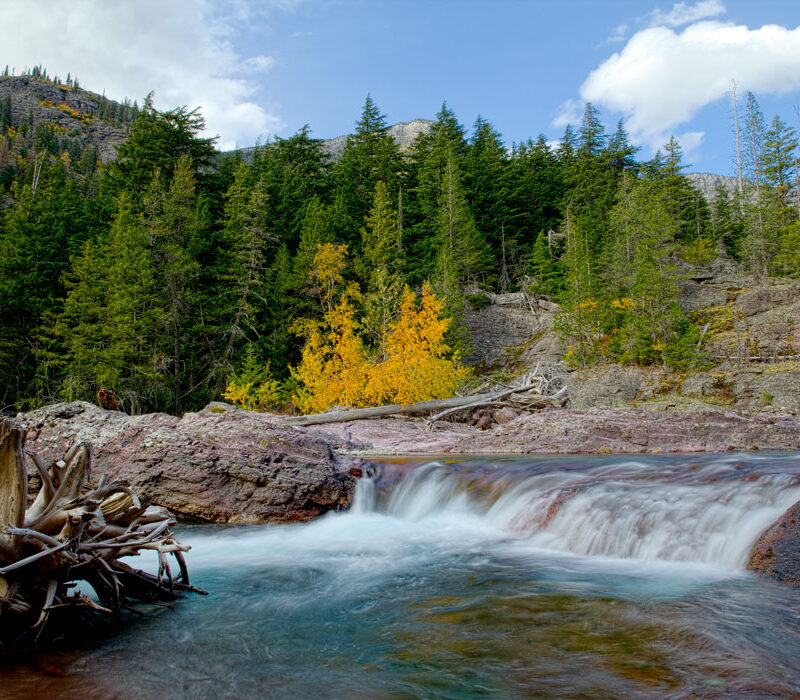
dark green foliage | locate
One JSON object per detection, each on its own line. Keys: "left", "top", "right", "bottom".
{"left": 106, "top": 94, "right": 216, "bottom": 197}
{"left": 1, "top": 87, "right": 798, "bottom": 414}
{"left": 334, "top": 97, "right": 402, "bottom": 245}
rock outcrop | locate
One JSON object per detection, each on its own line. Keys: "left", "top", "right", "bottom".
{"left": 0, "top": 75, "right": 129, "bottom": 162}
{"left": 465, "top": 292, "right": 562, "bottom": 370}
{"left": 314, "top": 407, "right": 800, "bottom": 455}
{"left": 16, "top": 401, "right": 359, "bottom": 524}
{"left": 748, "top": 500, "right": 800, "bottom": 586}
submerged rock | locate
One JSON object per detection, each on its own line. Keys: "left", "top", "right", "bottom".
{"left": 17, "top": 401, "right": 359, "bottom": 523}
{"left": 748, "top": 501, "right": 800, "bottom": 586}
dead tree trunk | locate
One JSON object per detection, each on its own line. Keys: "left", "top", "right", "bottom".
{"left": 0, "top": 417, "right": 204, "bottom": 651}
{"left": 282, "top": 370, "right": 568, "bottom": 428}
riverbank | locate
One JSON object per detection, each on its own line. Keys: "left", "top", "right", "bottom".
{"left": 311, "top": 405, "right": 800, "bottom": 456}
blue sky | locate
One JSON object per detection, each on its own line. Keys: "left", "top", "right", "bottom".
{"left": 2, "top": 0, "right": 799, "bottom": 173}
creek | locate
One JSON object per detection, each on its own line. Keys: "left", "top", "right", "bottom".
{"left": 3, "top": 452, "right": 800, "bottom": 698}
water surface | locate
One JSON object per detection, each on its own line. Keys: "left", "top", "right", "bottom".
{"left": 3, "top": 453, "right": 800, "bottom": 698}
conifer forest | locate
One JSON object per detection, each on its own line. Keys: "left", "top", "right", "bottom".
{"left": 1, "top": 71, "right": 799, "bottom": 416}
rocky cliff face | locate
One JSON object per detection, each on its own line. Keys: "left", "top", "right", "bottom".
{"left": 16, "top": 401, "right": 361, "bottom": 523}
{"left": 465, "top": 292, "right": 562, "bottom": 369}
{"left": 468, "top": 264, "right": 800, "bottom": 416}
{"left": 685, "top": 172, "right": 739, "bottom": 201}
{"left": 0, "top": 75, "right": 130, "bottom": 162}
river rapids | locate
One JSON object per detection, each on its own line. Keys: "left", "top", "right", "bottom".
{"left": 3, "top": 452, "right": 800, "bottom": 698}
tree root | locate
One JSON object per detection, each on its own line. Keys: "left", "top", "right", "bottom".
{"left": 0, "top": 417, "right": 204, "bottom": 652}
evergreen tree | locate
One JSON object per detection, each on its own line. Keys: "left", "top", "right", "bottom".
{"left": 762, "top": 116, "right": 797, "bottom": 203}
{"left": 433, "top": 152, "right": 487, "bottom": 354}
{"left": 219, "top": 162, "right": 274, "bottom": 367}
{"left": 334, "top": 96, "right": 402, "bottom": 244}
{"left": 407, "top": 103, "right": 470, "bottom": 282}
{"left": 578, "top": 103, "right": 606, "bottom": 156}
{"left": 360, "top": 181, "right": 404, "bottom": 354}
{"left": 252, "top": 125, "right": 328, "bottom": 249}
{"left": 464, "top": 117, "right": 511, "bottom": 284}
{"left": 0, "top": 94, "right": 12, "bottom": 133}
{"left": 106, "top": 94, "right": 216, "bottom": 197}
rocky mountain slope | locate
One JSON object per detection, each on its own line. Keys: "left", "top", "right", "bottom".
{"left": 227, "top": 118, "right": 433, "bottom": 164}
{"left": 464, "top": 260, "right": 800, "bottom": 416}
{"left": 0, "top": 74, "right": 134, "bottom": 162}
{"left": 685, "top": 172, "right": 739, "bottom": 201}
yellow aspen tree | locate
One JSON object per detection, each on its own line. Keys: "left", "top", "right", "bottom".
{"left": 291, "top": 294, "right": 370, "bottom": 413}
{"left": 367, "top": 284, "right": 468, "bottom": 406}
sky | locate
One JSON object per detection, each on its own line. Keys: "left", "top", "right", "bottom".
{"left": 1, "top": 0, "right": 799, "bottom": 174}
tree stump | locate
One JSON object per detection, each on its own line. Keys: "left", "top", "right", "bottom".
{"left": 0, "top": 417, "right": 203, "bottom": 652}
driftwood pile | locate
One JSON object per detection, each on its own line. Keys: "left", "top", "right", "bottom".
{"left": 0, "top": 417, "right": 203, "bottom": 651}
{"left": 282, "top": 364, "right": 567, "bottom": 429}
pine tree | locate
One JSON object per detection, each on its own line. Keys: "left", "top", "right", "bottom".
{"left": 334, "top": 96, "right": 402, "bottom": 244}
{"left": 360, "top": 181, "right": 404, "bottom": 354}
{"left": 762, "top": 116, "right": 797, "bottom": 204}
{"left": 219, "top": 162, "right": 274, "bottom": 367}
{"left": 578, "top": 103, "right": 606, "bottom": 156}
{"left": 464, "top": 117, "right": 511, "bottom": 284}
{"left": 107, "top": 94, "right": 216, "bottom": 197}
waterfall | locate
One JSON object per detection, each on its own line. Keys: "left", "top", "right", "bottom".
{"left": 360, "top": 456, "right": 800, "bottom": 568}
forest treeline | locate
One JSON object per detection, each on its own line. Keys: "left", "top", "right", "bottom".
{"left": 1, "top": 77, "right": 799, "bottom": 414}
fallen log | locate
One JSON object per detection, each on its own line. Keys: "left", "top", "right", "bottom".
{"left": 282, "top": 374, "right": 567, "bottom": 428}
{"left": 426, "top": 385, "right": 567, "bottom": 428}
{"left": 0, "top": 417, "right": 204, "bottom": 652}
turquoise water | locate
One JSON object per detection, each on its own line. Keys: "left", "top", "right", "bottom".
{"left": 3, "top": 453, "right": 800, "bottom": 698}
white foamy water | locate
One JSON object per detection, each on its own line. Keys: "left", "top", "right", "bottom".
{"left": 378, "top": 457, "right": 800, "bottom": 568}
{"left": 14, "top": 454, "right": 800, "bottom": 699}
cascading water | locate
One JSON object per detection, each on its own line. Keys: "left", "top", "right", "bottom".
{"left": 375, "top": 456, "right": 800, "bottom": 568}
{"left": 4, "top": 453, "right": 800, "bottom": 698}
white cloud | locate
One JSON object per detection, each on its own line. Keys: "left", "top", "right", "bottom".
{"left": 242, "top": 56, "right": 276, "bottom": 73}
{"left": 651, "top": 0, "right": 726, "bottom": 28}
{"left": 0, "top": 0, "right": 292, "bottom": 150}
{"left": 607, "top": 23, "right": 629, "bottom": 43}
{"left": 578, "top": 20, "right": 800, "bottom": 152}
{"left": 552, "top": 99, "right": 583, "bottom": 129}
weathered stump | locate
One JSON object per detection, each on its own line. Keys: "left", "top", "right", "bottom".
{"left": 0, "top": 417, "right": 203, "bottom": 652}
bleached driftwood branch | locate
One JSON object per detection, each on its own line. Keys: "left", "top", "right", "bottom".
{"left": 282, "top": 365, "right": 568, "bottom": 429}
{"left": 0, "top": 417, "right": 204, "bottom": 651}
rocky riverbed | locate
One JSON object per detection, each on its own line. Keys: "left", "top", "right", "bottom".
{"left": 312, "top": 406, "right": 800, "bottom": 455}
{"left": 15, "top": 400, "right": 800, "bottom": 587}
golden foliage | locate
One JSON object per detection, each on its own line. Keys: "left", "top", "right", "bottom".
{"left": 291, "top": 295, "right": 370, "bottom": 414}
{"left": 312, "top": 242, "right": 349, "bottom": 312}
{"left": 366, "top": 284, "right": 468, "bottom": 406}
{"left": 291, "top": 284, "right": 468, "bottom": 413}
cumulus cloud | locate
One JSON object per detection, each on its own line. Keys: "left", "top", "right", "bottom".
{"left": 0, "top": 0, "right": 291, "bottom": 149}
{"left": 242, "top": 56, "right": 276, "bottom": 73}
{"left": 577, "top": 19, "right": 800, "bottom": 152}
{"left": 553, "top": 98, "right": 584, "bottom": 129}
{"left": 650, "top": 0, "right": 725, "bottom": 28}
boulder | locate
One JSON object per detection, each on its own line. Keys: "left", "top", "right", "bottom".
{"left": 748, "top": 500, "right": 800, "bottom": 586}
{"left": 494, "top": 407, "right": 519, "bottom": 424}
{"left": 568, "top": 366, "right": 643, "bottom": 409}
{"left": 16, "top": 401, "right": 359, "bottom": 524}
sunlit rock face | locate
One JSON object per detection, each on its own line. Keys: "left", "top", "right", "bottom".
{"left": 17, "top": 401, "right": 360, "bottom": 523}
{"left": 749, "top": 500, "right": 800, "bottom": 586}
